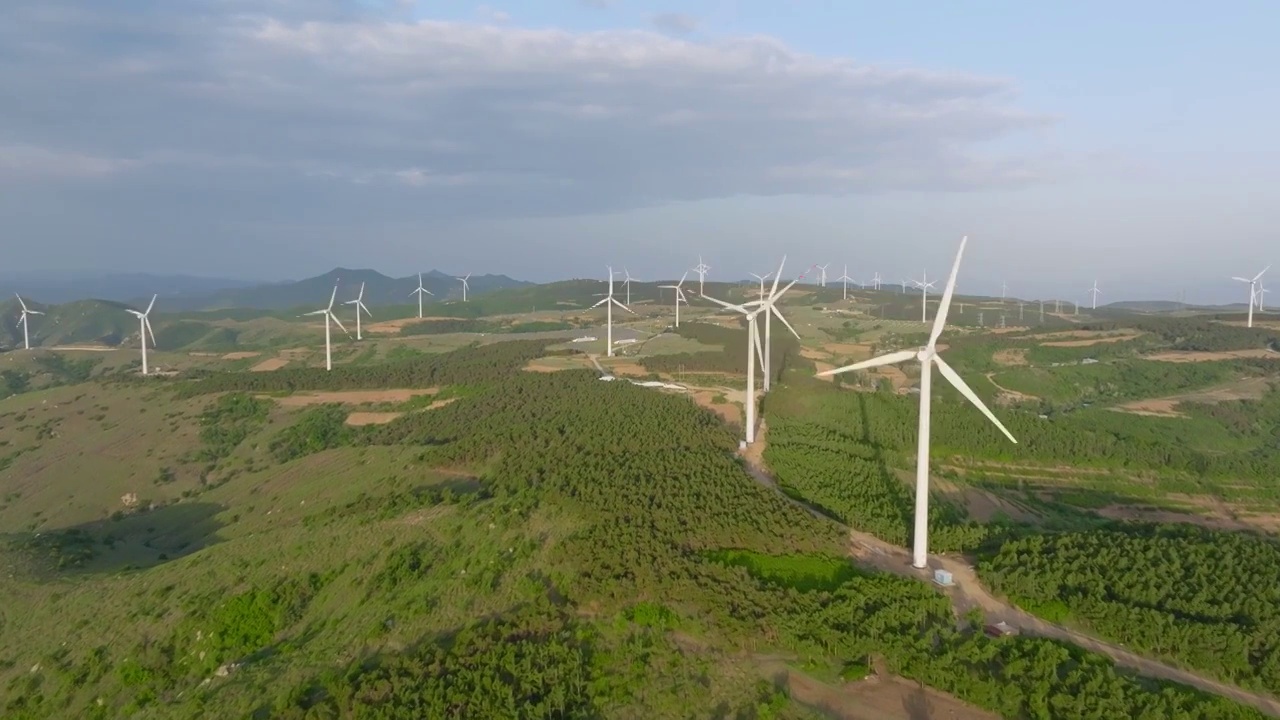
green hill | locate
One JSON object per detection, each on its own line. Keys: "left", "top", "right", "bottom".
{"left": 1, "top": 298, "right": 139, "bottom": 349}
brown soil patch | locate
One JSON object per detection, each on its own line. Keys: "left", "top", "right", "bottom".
{"left": 813, "top": 360, "right": 835, "bottom": 380}
{"left": 601, "top": 359, "right": 648, "bottom": 377}
{"left": 825, "top": 342, "right": 872, "bottom": 357}
{"left": 758, "top": 659, "right": 998, "bottom": 720}
{"left": 1040, "top": 333, "right": 1141, "bottom": 347}
{"left": 800, "top": 347, "right": 830, "bottom": 361}
{"left": 984, "top": 373, "right": 1038, "bottom": 405}
{"left": 1028, "top": 329, "right": 1139, "bottom": 341}
{"left": 878, "top": 365, "right": 910, "bottom": 392}
{"left": 992, "top": 348, "right": 1028, "bottom": 366}
{"left": 1144, "top": 349, "right": 1279, "bottom": 362}
{"left": 1094, "top": 504, "right": 1245, "bottom": 532}
{"left": 269, "top": 388, "right": 439, "bottom": 406}
{"left": 988, "top": 326, "right": 1031, "bottom": 334}
{"left": 691, "top": 390, "right": 739, "bottom": 425}
{"left": 345, "top": 411, "right": 404, "bottom": 426}
{"left": 250, "top": 357, "right": 289, "bottom": 372}
{"left": 523, "top": 357, "right": 580, "bottom": 372}
{"left": 221, "top": 351, "right": 261, "bottom": 360}
{"left": 1113, "top": 376, "right": 1272, "bottom": 417}
{"left": 426, "top": 397, "right": 458, "bottom": 410}
{"left": 187, "top": 352, "right": 218, "bottom": 357}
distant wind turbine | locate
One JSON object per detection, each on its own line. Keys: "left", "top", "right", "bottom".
{"left": 745, "top": 257, "right": 804, "bottom": 393}
{"left": 303, "top": 285, "right": 349, "bottom": 371}
{"left": 816, "top": 263, "right": 829, "bottom": 288}
{"left": 410, "top": 273, "right": 433, "bottom": 318}
{"left": 622, "top": 268, "right": 638, "bottom": 306}
{"left": 837, "top": 265, "right": 854, "bottom": 300}
{"left": 591, "top": 267, "right": 634, "bottom": 357}
{"left": 126, "top": 295, "right": 158, "bottom": 375}
{"left": 818, "top": 236, "right": 1017, "bottom": 569}
{"left": 871, "top": 272, "right": 882, "bottom": 291}
{"left": 456, "top": 273, "right": 472, "bottom": 302}
{"left": 693, "top": 256, "right": 710, "bottom": 295}
{"left": 1088, "top": 280, "right": 1102, "bottom": 310}
{"left": 15, "top": 294, "right": 43, "bottom": 350}
{"left": 343, "top": 282, "right": 372, "bottom": 340}
{"left": 912, "top": 272, "right": 936, "bottom": 323}
{"left": 658, "top": 272, "right": 690, "bottom": 328}
{"left": 749, "top": 271, "right": 773, "bottom": 299}
{"left": 1232, "top": 265, "right": 1270, "bottom": 328}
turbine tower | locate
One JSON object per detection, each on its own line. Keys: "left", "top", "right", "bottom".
{"left": 912, "top": 271, "right": 936, "bottom": 323}
{"left": 747, "top": 257, "right": 804, "bottom": 393}
{"left": 456, "top": 273, "right": 472, "bottom": 302}
{"left": 591, "top": 267, "right": 634, "bottom": 357}
{"left": 343, "top": 282, "right": 372, "bottom": 340}
{"left": 15, "top": 295, "right": 43, "bottom": 351}
{"left": 818, "top": 237, "right": 1017, "bottom": 569}
{"left": 410, "top": 273, "right": 433, "bottom": 318}
{"left": 658, "top": 272, "right": 690, "bottom": 328}
{"left": 303, "top": 286, "right": 349, "bottom": 371}
{"left": 1088, "top": 280, "right": 1102, "bottom": 310}
{"left": 837, "top": 265, "right": 854, "bottom": 300}
{"left": 125, "top": 295, "right": 158, "bottom": 375}
{"left": 749, "top": 271, "right": 773, "bottom": 299}
{"left": 693, "top": 256, "right": 710, "bottom": 295}
{"left": 816, "top": 264, "right": 829, "bottom": 288}
{"left": 622, "top": 269, "right": 638, "bottom": 306}
{"left": 871, "top": 272, "right": 882, "bottom": 291}
{"left": 1232, "top": 265, "right": 1270, "bottom": 328}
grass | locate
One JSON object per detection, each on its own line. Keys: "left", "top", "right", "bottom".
{"left": 706, "top": 549, "right": 862, "bottom": 592}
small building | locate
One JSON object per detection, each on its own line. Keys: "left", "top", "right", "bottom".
{"left": 984, "top": 621, "right": 1017, "bottom": 638}
{"left": 933, "top": 569, "right": 954, "bottom": 586}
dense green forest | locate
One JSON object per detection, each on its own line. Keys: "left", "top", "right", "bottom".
{"left": 980, "top": 524, "right": 1280, "bottom": 695}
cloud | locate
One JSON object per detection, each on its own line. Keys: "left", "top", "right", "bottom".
{"left": 0, "top": 0, "right": 1054, "bottom": 271}
{"left": 578, "top": 0, "right": 616, "bottom": 8}
{"left": 651, "top": 12, "right": 698, "bottom": 35}
{"left": 476, "top": 5, "right": 510, "bottom": 24}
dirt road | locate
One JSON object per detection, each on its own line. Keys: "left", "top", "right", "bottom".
{"left": 745, "top": 456, "right": 1280, "bottom": 718}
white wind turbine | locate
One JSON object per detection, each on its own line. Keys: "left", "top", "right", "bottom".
{"left": 749, "top": 270, "right": 773, "bottom": 299}
{"left": 816, "top": 263, "right": 829, "bottom": 287}
{"left": 659, "top": 272, "right": 690, "bottom": 328}
{"left": 837, "top": 265, "right": 855, "bottom": 300}
{"left": 343, "top": 281, "right": 372, "bottom": 340}
{"left": 819, "top": 237, "right": 1017, "bottom": 568}
{"left": 410, "top": 273, "right": 433, "bottom": 318}
{"left": 622, "top": 268, "right": 638, "bottom": 306}
{"left": 871, "top": 271, "right": 882, "bottom": 291}
{"left": 303, "top": 285, "right": 350, "bottom": 371}
{"left": 1232, "top": 266, "right": 1270, "bottom": 328}
{"left": 1259, "top": 283, "right": 1269, "bottom": 313}
{"left": 592, "top": 266, "right": 634, "bottom": 356}
{"left": 912, "top": 272, "right": 936, "bottom": 323}
{"left": 1088, "top": 279, "right": 1102, "bottom": 310}
{"left": 744, "top": 256, "right": 804, "bottom": 393}
{"left": 456, "top": 273, "right": 472, "bottom": 302}
{"left": 693, "top": 256, "right": 710, "bottom": 295}
{"left": 15, "top": 295, "right": 43, "bottom": 350}
{"left": 126, "top": 295, "right": 158, "bottom": 375}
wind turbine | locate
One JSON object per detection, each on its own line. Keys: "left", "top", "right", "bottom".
{"left": 303, "top": 286, "right": 350, "bottom": 371}
{"left": 456, "top": 273, "right": 472, "bottom": 302}
{"left": 343, "top": 282, "right": 372, "bottom": 340}
{"left": 1001, "top": 281, "right": 1008, "bottom": 302}
{"left": 1232, "top": 266, "right": 1270, "bottom": 328}
{"left": 818, "top": 237, "right": 1017, "bottom": 569}
{"left": 126, "top": 295, "right": 158, "bottom": 375}
{"left": 693, "top": 256, "right": 710, "bottom": 295}
{"left": 837, "top": 265, "right": 854, "bottom": 300}
{"left": 814, "top": 263, "right": 829, "bottom": 288}
{"left": 591, "top": 266, "right": 634, "bottom": 357}
{"left": 701, "top": 289, "right": 792, "bottom": 444}
{"left": 749, "top": 271, "right": 773, "bottom": 299}
{"left": 622, "top": 268, "right": 638, "bottom": 306}
{"left": 1259, "top": 283, "right": 1269, "bottom": 313}
{"left": 15, "top": 295, "right": 43, "bottom": 350}
{"left": 410, "top": 273, "right": 433, "bottom": 318}
{"left": 1088, "top": 280, "right": 1102, "bottom": 310}
{"left": 658, "top": 272, "right": 690, "bottom": 328}
{"left": 912, "top": 272, "right": 936, "bottom": 323}
{"left": 745, "top": 257, "right": 804, "bottom": 393}
{"left": 871, "top": 271, "right": 882, "bottom": 291}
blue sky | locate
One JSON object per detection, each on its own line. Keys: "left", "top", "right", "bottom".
{"left": 1, "top": 0, "right": 1276, "bottom": 303}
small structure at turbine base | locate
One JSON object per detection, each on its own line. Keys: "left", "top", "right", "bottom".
{"left": 933, "top": 569, "right": 954, "bottom": 587}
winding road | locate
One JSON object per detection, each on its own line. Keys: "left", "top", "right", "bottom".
{"left": 741, "top": 455, "right": 1280, "bottom": 719}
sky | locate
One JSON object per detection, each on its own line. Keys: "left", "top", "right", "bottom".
{"left": 1, "top": 0, "right": 1277, "bottom": 303}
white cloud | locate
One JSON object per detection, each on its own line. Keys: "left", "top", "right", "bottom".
{"left": 0, "top": 0, "right": 1054, "bottom": 270}
{"left": 651, "top": 12, "right": 698, "bottom": 35}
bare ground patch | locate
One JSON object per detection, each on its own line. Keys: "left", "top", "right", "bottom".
{"left": 365, "top": 316, "right": 448, "bottom": 334}
{"left": 691, "top": 390, "right": 740, "bottom": 425}
{"left": 250, "top": 357, "right": 290, "bottom": 372}
{"left": 992, "top": 348, "right": 1028, "bottom": 366}
{"left": 824, "top": 342, "right": 872, "bottom": 357}
{"left": 1040, "top": 333, "right": 1142, "bottom": 347}
{"left": 523, "top": 356, "right": 584, "bottom": 373}
{"left": 800, "top": 347, "right": 830, "bottom": 361}
{"left": 988, "top": 326, "right": 1031, "bottom": 334}
{"left": 984, "top": 373, "right": 1038, "bottom": 405}
{"left": 1113, "top": 376, "right": 1272, "bottom": 417}
{"left": 1144, "top": 349, "right": 1279, "bottom": 362}
{"left": 269, "top": 388, "right": 440, "bottom": 406}
{"left": 758, "top": 658, "right": 999, "bottom": 720}
{"left": 221, "top": 351, "right": 261, "bottom": 360}
{"left": 345, "top": 411, "right": 404, "bottom": 426}
{"left": 600, "top": 359, "right": 649, "bottom": 377}
{"left": 1028, "top": 329, "right": 1140, "bottom": 341}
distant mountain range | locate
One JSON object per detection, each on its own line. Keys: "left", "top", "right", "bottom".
{"left": 3, "top": 269, "right": 532, "bottom": 311}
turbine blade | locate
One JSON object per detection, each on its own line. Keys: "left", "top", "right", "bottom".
{"left": 611, "top": 298, "right": 635, "bottom": 314}
{"left": 1255, "top": 265, "right": 1272, "bottom": 281}
{"left": 30, "top": 310, "right": 44, "bottom": 316}
{"left": 360, "top": 301, "right": 371, "bottom": 317}
{"left": 145, "top": 316, "right": 156, "bottom": 347}
{"left": 771, "top": 306, "right": 802, "bottom": 341}
{"left": 768, "top": 256, "right": 786, "bottom": 298}
{"left": 817, "top": 349, "right": 916, "bottom": 376}
{"left": 701, "top": 294, "right": 749, "bottom": 314}
{"left": 1232, "top": 277, "right": 1252, "bottom": 283}
{"left": 303, "top": 309, "right": 328, "bottom": 316}
{"left": 933, "top": 355, "right": 1017, "bottom": 444}
{"left": 16, "top": 295, "right": 27, "bottom": 312}
{"left": 327, "top": 285, "right": 338, "bottom": 311}
{"left": 928, "top": 236, "right": 967, "bottom": 348}
{"left": 330, "top": 312, "right": 350, "bottom": 336}
{"left": 145, "top": 294, "right": 157, "bottom": 314}
{"left": 591, "top": 297, "right": 609, "bottom": 308}
{"left": 752, "top": 317, "right": 765, "bottom": 370}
